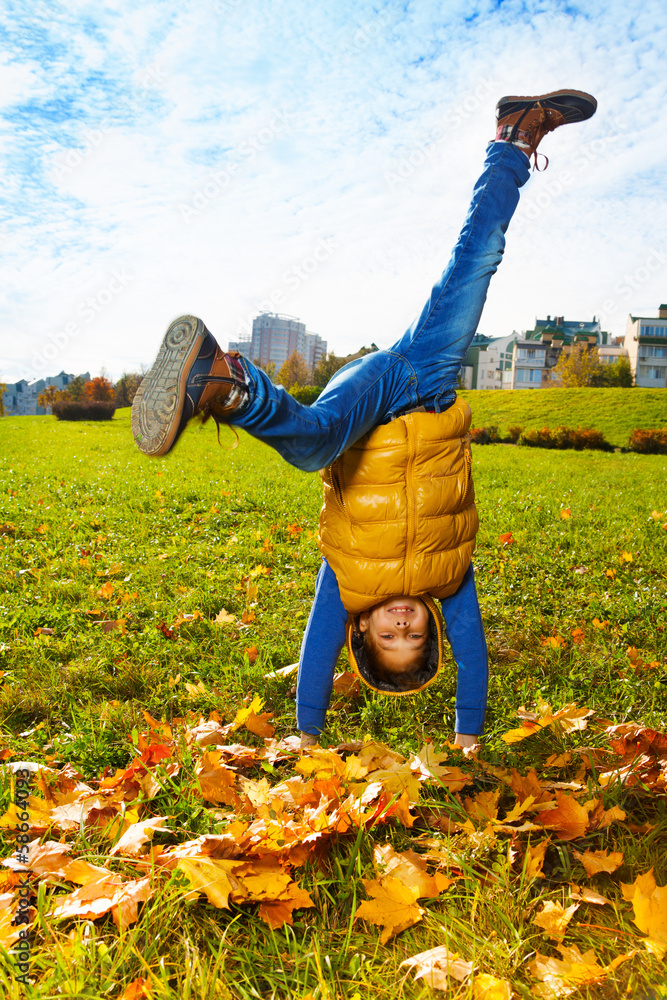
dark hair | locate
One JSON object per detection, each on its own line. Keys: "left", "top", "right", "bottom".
{"left": 363, "top": 633, "right": 430, "bottom": 691}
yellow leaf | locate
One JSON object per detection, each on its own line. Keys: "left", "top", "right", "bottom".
{"left": 96, "top": 581, "right": 114, "bottom": 600}
{"left": 176, "top": 857, "right": 247, "bottom": 908}
{"left": 559, "top": 508, "right": 572, "bottom": 520}
{"left": 572, "top": 848, "right": 623, "bottom": 877}
{"left": 533, "top": 900, "right": 579, "bottom": 941}
{"left": 619, "top": 550, "right": 633, "bottom": 563}
{"left": 355, "top": 876, "right": 423, "bottom": 943}
{"left": 569, "top": 884, "right": 610, "bottom": 906}
{"left": 620, "top": 869, "right": 667, "bottom": 959}
{"left": 536, "top": 792, "right": 592, "bottom": 841}
{"left": 373, "top": 844, "right": 453, "bottom": 899}
{"left": 528, "top": 944, "right": 635, "bottom": 997}
{"left": 473, "top": 974, "right": 512, "bottom": 1000}
{"left": 109, "top": 816, "right": 170, "bottom": 857}
{"left": 214, "top": 608, "right": 235, "bottom": 624}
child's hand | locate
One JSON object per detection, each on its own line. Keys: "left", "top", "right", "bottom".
{"left": 454, "top": 733, "right": 480, "bottom": 750}
{"left": 299, "top": 732, "right": 318, "bottom": 750}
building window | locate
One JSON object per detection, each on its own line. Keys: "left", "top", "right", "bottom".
{"left": 642, "top": 346, "right": 667, "bottom": 358}
{"left": 517, "top": 348, "right": 545, "bottom": 361}
{"left": 639, "top": 365, "right": 666, "bottom": 378}
{"left": 640, "top": 325, "right": 667, "bottom": 337}
{"left": 516, "top": 368, "right": 542, "bottom": 383}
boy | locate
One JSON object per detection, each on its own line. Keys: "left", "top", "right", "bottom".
{"left": 132, "top": 90, "right": 597, "bottom": 749}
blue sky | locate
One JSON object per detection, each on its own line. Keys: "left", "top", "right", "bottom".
{"left": 1, "top": 0, "right": 666, "bottom": 382}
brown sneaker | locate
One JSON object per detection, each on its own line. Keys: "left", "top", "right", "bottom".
{"left": 131, "top": 315, "right": 248, "bottom": 457}
{"left": 495, "top": 89, "right": 597, "bottom": 168}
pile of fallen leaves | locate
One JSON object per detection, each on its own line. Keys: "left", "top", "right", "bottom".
{"left": 1, "top": 691, "right": 667, "bottom": 997}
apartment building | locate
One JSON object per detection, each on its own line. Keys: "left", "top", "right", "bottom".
{"left": 228, "top": 313, "right": 327, "bottom": 371}
{"left": 505, "top": 315, "right": 611, "bottom": 390}
{"left": 460, "top": 333, "right": 516, "bottom": 389}
{"left": 3, "top": 371, "right": 91, "bottom": 415}
{"left": 624, "top": 305, "right": 667, "bottom": 388}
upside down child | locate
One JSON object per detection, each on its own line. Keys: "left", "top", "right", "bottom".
{"left": 132, "top": 90, "right": 597, "bottom": 749}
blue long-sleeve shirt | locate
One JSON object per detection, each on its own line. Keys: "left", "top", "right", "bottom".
{"left": 296, "top": 558, "right": 488, "bottom": 737}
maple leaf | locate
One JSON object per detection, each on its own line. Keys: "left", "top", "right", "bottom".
{"left": 244, "top": 645, "right": 259, "bottom": 664}
{"left": 524, "top": 839, "right": 549, "bottom": 879}
{"left": 355, "top": 876, "right": 424, "bottom": 943}
{"left": 176, "top": 857, "right": 248, "bottom": 908}
{"left": 533, "top": 900, "right": 579, "bottom": 941}
{"left": 621, "top": 868, "right": 667, "bottom": 958}
{"left": 109, "top": 816, "right": 170, "bottom": 857}
{"left": 120, "top": 978, "right": 152, "bottom": 1000}
{"left": 96, "top": 581, "right": 114, "bottom": 600}
{"left": 49, "top": 876, "right": 152, "bottom": 929}
{"left": 214, "top": 608, "right": 235, "bottom": 625}
{"left": 528, "top": 944, "right": 635, "bottom": 998}
{"left": 0, "top": 892, "right": 32, "bottom": 947}
{"left": 498, "top": 532, "right": 515, "bottom": 545}
{"left": 410, "top": 745, "right": 471, "bottom": 790}
{"left": 373, "top": 844, "right": 453, "bottom": 898}
{"left": 570, "top": 627, "right": 585, "bottom": 644}
{"left": 535, "top": 792, "right": 592, "bottom": 841}
{"left": 195, "top": 753, "right": 241, "bottom": 807}
{"left": 473, "top": 975, "right": 512, "bottom": 1000}
{"left": 572, "top": 848, "right": 623, "bottom": 877}
{"left": 400, "top": 945, "right": 474, "bottom": 989}
{"left": 332, "top": 671, "right": 360, "bottom": 697}
{"left": 257, "top": 883, "right": 315, "bottom": 928}
{"left": 464, "top": 789, "right": 500, "bottom": 823}
{"left": 569, "top": 884, "right": 610, "bottom": 906}
{"left": 542, "top": 635, "right": 566, "bottom": 649}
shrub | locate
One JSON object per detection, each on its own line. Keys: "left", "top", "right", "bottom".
{"left": 518, "top": 425, "right": 610, "bottom": 451}
{"left": 288, "top": 385, "right": 322, "bottom": 405}
{"left": 628, "top": 428, "right": 667, "bottom": 454}
{"left": 506, "top": 424, "right": 523, "bottom": 443}
{"left": 469, "top": 427, "right": 490, "bottom": 444}
{"left": 51, "top": 401, "right": 116, "bottom": 421}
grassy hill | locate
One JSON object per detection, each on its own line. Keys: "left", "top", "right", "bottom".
{"left": 459, "top": 386, "right": 666, "bottom": 447}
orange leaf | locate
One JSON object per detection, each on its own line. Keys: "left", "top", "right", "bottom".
{"left": 121, "top": 977, "right": 152, "bottom": 1000}
{"left": 572, "top": 848, "right": 623, "bottom": 877}
{"left": 570, "top": 627, "right": 585, "bottom": 644}
{"left": 498, "top": 532, "right": 515, "bottom": 545}
{"left": 536, "top": 792, "right": 592, "bottom": 841}
{"left": 524, "top": 840, "right": 549, "bottom": 879}
{"left": 96, "top": 581, "right": 114, "bottom": 600}
{"left": 560, "top": 508, "right": 572, "bottom": 519}
{"left": 244, "top": 646, "right": 258, "bottom": 663}
{"left": 569, "top": 884, "right": 611, "bottom": 906}
{"left": 332, "top": 671, "right": 360, "bottom": 697}
{"left": 542, "top": 635, "right": 565, "bottom": 649}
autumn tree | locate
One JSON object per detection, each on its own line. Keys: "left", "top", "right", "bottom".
{"left": 603, "top": 356, "right": 634, "bottom": 388}
{"left": 85, "top": 376, "right": 115, "bottom": 402}
{"left": 554, "top": 344, "right": 604, "bottom": 387}
{"left": 254, "top": 359, "right": 277, "bottom": 382}
{"left": 37, "top": 385, "right": 66, "bottom": 412}
{"left": 276, "top": 351, "right": 311, "bottom": 389}
{"left": 114, "top": 372, "right": 143, "bottom": 407}
{"left": 313, "top": 352, "right": 346, "bottom": 388}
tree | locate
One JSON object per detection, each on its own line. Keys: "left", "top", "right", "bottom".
{"left": 554, "top": 344, "right": 604, "bottom": 387}
{"left": 276, "top": 351, "right": 311, "bottom": 389}
{"left": 114, "top": 372, "right": 144, "bottom": 407}
{"left": 313, "top": 352, "right": 346, "bottom": 388}
{"left": 37, "top": 385, "right": 65, "bottom": 412}
{"left": 603, "top": 357, "right": 634, "bottom": 388}
{"left": 0, "top": 383, "right": 5, "bottom": 417}
{"left": 85, "top": 376, "right": 115, "bottom": 402}
{"left": 254, "top": 359, "right": 277, "bottom": 382}
{"left": 67, "top": 375, "right": 88, "bottom": 401}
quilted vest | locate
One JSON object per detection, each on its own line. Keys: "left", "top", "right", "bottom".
{"left": 318, "top": 400, "right": 478, "bottom": 613}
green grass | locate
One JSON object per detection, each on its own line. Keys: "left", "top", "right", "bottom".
{"left": 0, "top": 408, "right": 666, "bottom": 998}
{"left": 459, "top": 386, "right": 667, "bottom": 447}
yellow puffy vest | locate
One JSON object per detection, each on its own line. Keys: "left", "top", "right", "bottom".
{"left": 318, "top": 400, "right": 478, "bottom": 613}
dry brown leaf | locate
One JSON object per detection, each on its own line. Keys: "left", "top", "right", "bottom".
{"left": 535, "top": 792, "right": 592, "bottom": 841}
{"left": 257, "top": 884, "right": 315, "bottom": 928}
{"left": 49, "top": 876, "right": 152, "bottom": 929}
{"left": 533, "top": 900, "right": 579, "bottom": 941}
{"left": 195, "top": 753, "right": 241, "bottom": 807}
{"left": 572, "top": 848, "right": 623, "bottom": 877}
{"left": 332, "top": 671, "right": 360, "bottom": 697}
{"left": 528, "top": 944, "right": 635, "bottom": 998}
{"left": 400, "top": 945, "right": 474, "bottom": 989}
{"left": 569, "top": 884, "right": 610, "bottom": 906}
{"left": 355, "top": 876, "right": 423, "bottom": 943}
{"left": 410, "top": 745, "right": 471, "bottom": 790}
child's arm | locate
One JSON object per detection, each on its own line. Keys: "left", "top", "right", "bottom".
{"left": 296, "top": 558, "right": 348, "bottom": 742}
{"left": 440, "top": 562, "right": 488, "bottom": 743}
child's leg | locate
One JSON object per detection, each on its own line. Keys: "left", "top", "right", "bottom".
{"left": 232, "top": 141, "right": 529, "bottom": 471}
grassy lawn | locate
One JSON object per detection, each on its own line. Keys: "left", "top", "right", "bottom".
{"left": 459, "top": 387, "right": 667, "bottom": 448}
{"left": 0, "top": 407, "right": 666, "bottom": 998}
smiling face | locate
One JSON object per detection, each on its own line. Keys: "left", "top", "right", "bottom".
{"left": 358, "top": 596, "right": 430, "bottom": 677}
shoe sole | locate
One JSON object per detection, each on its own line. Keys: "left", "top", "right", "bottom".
{"left": 131, "top": 315, "right": 206, "bottom": 456}
{"left": 496, "top": 89, "right": 597, "bottom": 122}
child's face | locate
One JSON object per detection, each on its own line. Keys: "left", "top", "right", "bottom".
{"left": 358, "top": 597, "right": 429, "bottom": 675}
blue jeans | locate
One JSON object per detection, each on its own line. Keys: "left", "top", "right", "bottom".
{"left": 233, "top": 141, "right": 530, "bottom": 471}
